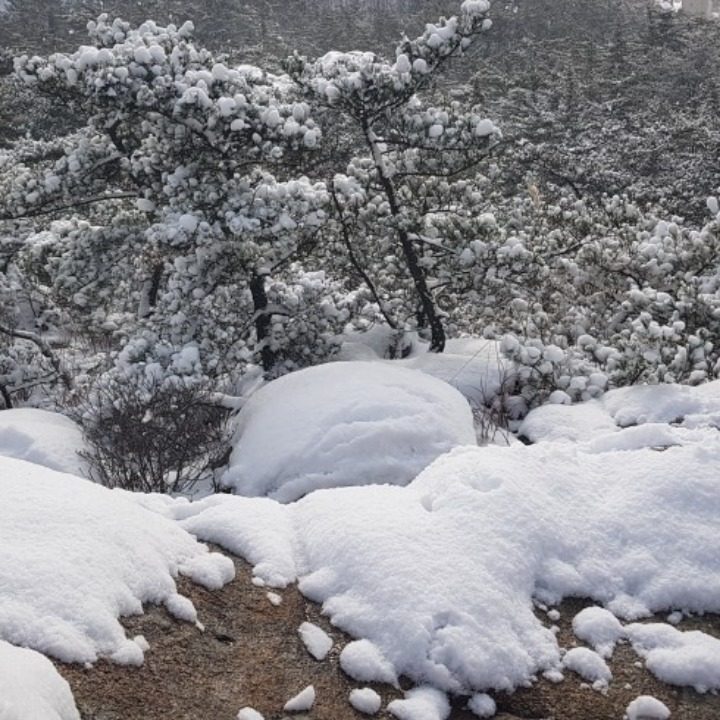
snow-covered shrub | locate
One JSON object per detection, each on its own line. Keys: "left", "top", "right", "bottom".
{"left": 462, "top": 193, "right": 720, "bottom": 411}
{"left": 5, "top": 15, "right": 338, "bottom": 383}
{"left": 0, "top": 240, "right": 73, "bottom": 407}
{"left": 260, "top": 266, "right": 370, "bottom": 377}
{"left": 74, "top": 369, "right": 231, "bottom": 494}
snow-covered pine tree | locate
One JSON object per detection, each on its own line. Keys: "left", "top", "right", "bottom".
{"left": 287, "top": 0, "right": 500, "bottom": 353}
{"left": 7, "top": 15, "right": 338, "bottom": 382}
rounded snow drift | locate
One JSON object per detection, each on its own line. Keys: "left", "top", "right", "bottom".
{"left": 222, "top": 361, "right": 476, "bottom": 502}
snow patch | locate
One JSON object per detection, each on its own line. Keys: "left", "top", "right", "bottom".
{"left": 0, "top": 408, "right": 89, "bottom": 478}
{"left": 625, "top": 622, "right": 720, "bottom": 693}
{"left": 0, "top": 456, "right": 233, "bottom": 664}
{"left": 0, "top": 640, "right": 80, "bottom": 720}
{"left": 349, "top": 687, "right": 382, "bottom": 715}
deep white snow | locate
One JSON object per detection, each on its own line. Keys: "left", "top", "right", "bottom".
{"left": 177, "top": 388, "right": 720, "bottom": 693}
{"left": 3, "top": 366, "right": 720, "bottom": 709}
{"left": 338, "top": 332, "right": 510, "bottom": 408}
{"left": 221, "top": 361, "right": 475, "bottom": 501}
{"left": 0, "top": 455, "right": 234, "bottom": 664}
{"left": 0, "top": 640, "right": 80, "bottom": 720}
{"left": 520, "top": 379, "right": 720, "bottom": 446}
{"left": 396, "top": 338, "right": 509, "bottom": 408}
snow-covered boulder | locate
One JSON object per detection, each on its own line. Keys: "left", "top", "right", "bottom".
{"left": 0, "top": 408, "right": 89, "bottom": 478}
{"left": 0, "top": 455, "right": 234, "bottom": 665}
{"left": 0, "top": 640, "right": 80, "bottom": 720}
{"left": 221, "top": 361, "right": 476, "bottom": 502}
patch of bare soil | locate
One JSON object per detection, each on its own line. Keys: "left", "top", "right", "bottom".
{"left": 56, "top": 558, "right": 720, "bottom": 720}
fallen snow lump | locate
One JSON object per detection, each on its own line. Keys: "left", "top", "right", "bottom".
{"left": 625, "top": 695, "right": 671, "bottom": 720}
{"left": 298, "top": 621, "right": 333, "bottom": 661}
{"left": 283, "top": 685, "right": 315, "bottom": 712}
{"left": 467, "top": 693, "right": 496, "bottom": 718}
{"left": 387, "top": 686, "right": 450, "bottom": 720}
{"left": 349, "top": 687, "right": 382, "bottom": 715}
{"left": 0, "top": 455, "right": 234, "bottom": 664}
{"left": 176, "top": 384, "right": 720, "bottom": 694}
{"left": 340, "top": 639, "right": 398, "bottom": 685}
{"left": 561, "top": 647, "right": 612, "bottom": 686}
{"left": 236, "top": 708, "right": 265, "bottom": 720}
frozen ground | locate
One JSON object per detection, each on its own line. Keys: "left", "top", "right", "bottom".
{"left": 1, "top": 361, "right": 719, "bottom": 716}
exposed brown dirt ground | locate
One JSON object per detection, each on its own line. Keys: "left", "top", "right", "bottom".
{"left": 55, "top": 555, "right": 720, "bottom": 720}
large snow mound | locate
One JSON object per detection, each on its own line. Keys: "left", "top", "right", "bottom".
{"left": 178, "top": 411, "right": 720, "bottom": 693}
{"left": 221, "top": 361, "right": 476, "bottom": 501}
{"left": 0, "top": 456, "right": 234, "bottom": 664}
{"left": 0, "top": 408, "right": 89, "bottom": 478}
{"left": 0, "top": 640, "right": 79, "bottom": 720}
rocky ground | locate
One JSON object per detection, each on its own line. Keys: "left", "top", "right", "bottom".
{"left": 56, "top": 554, "right": 720, "bottom": 720}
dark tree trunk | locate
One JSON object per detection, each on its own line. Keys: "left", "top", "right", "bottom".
{"left": 0, "top": 381, "right": 12, "bottom": 409}
{"left": 250, "top": 272, "right": 276, "bottom": 375}
{"left": 148, "top": 263, "right": 163, "bottom": 309}
{"left": 376, "top": 174, "right": 445, "bottom": 353}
